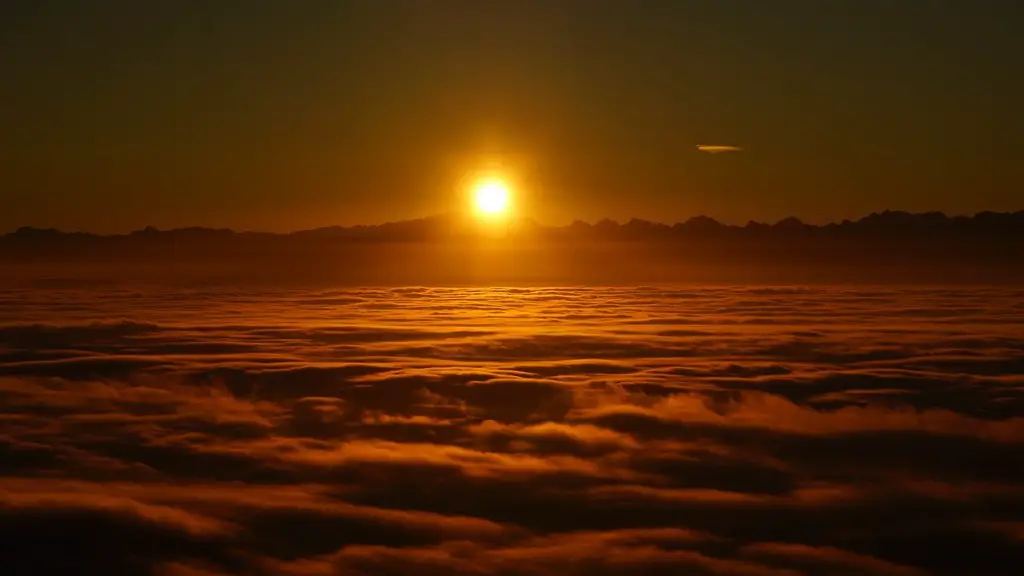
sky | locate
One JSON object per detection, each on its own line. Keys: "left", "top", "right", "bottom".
{"left": 1, "top": 0, "right": 1022, "bottom": 233}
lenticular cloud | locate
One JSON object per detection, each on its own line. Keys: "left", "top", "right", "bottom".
{"left": 697, "top": 144, "right": 743, "bottom": 153}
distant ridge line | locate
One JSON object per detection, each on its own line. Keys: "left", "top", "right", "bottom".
{"left": 5, "top": 209, "right": 1024, "bottom": 239}
{"left": 5, "top": 209, "right": 1024, "bottom": 284}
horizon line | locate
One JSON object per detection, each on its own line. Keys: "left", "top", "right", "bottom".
{"left": 5, "top": 208, "right": 1024, "bottom": 237}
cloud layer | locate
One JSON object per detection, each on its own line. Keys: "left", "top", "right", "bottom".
{"left": 2, "top": 286, "right": 1023, "bottom": 575}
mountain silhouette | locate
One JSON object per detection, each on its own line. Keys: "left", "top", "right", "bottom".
{"left": 5, "top": 210, "right": 1023, "bottom": 246}
{"left": 3, "top": 211, "right": 1023, "bottom": 285}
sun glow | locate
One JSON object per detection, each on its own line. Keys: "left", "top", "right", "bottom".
{"left": 472, "top": 178, "right": 511, "bottom": 216}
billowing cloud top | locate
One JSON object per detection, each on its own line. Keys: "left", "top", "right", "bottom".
{"left": 697, "top": 144, "right": 743, "bottom": 153}
{"left": 1, "top": 285, "right": 1023, "bottom": 574}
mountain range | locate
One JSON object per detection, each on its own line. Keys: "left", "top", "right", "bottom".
{"left": 4, "top": 211, "right": 1023, "bottom": 285}
{"left": 6, "top": 210, "right": 1024, "bottom": 246}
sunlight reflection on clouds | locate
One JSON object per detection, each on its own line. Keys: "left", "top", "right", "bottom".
{"left": 1, "top": 286, "right": 1023, "bottom": 575}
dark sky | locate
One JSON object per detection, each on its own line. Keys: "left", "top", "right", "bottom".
{"left": 2, "top": 0, "right": 1022, "bottom": 232}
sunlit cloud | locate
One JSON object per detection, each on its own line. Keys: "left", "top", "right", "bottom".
{"left": 697, "top": 144, "right": 744, "bottom": 153}
{"left": 1, "top": 286, "right": 1022, "bottom": 574}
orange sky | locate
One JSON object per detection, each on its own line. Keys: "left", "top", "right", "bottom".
{"left": 1, "top": 1, "right": 1022, "bottom": 232}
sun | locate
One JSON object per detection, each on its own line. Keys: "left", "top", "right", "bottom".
{"left": 472, "top": 178, "right": 511, "bottom": 215}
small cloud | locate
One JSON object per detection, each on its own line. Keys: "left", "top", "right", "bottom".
{"left": 697, "top": 145, "right": 743, "bottom": 154}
